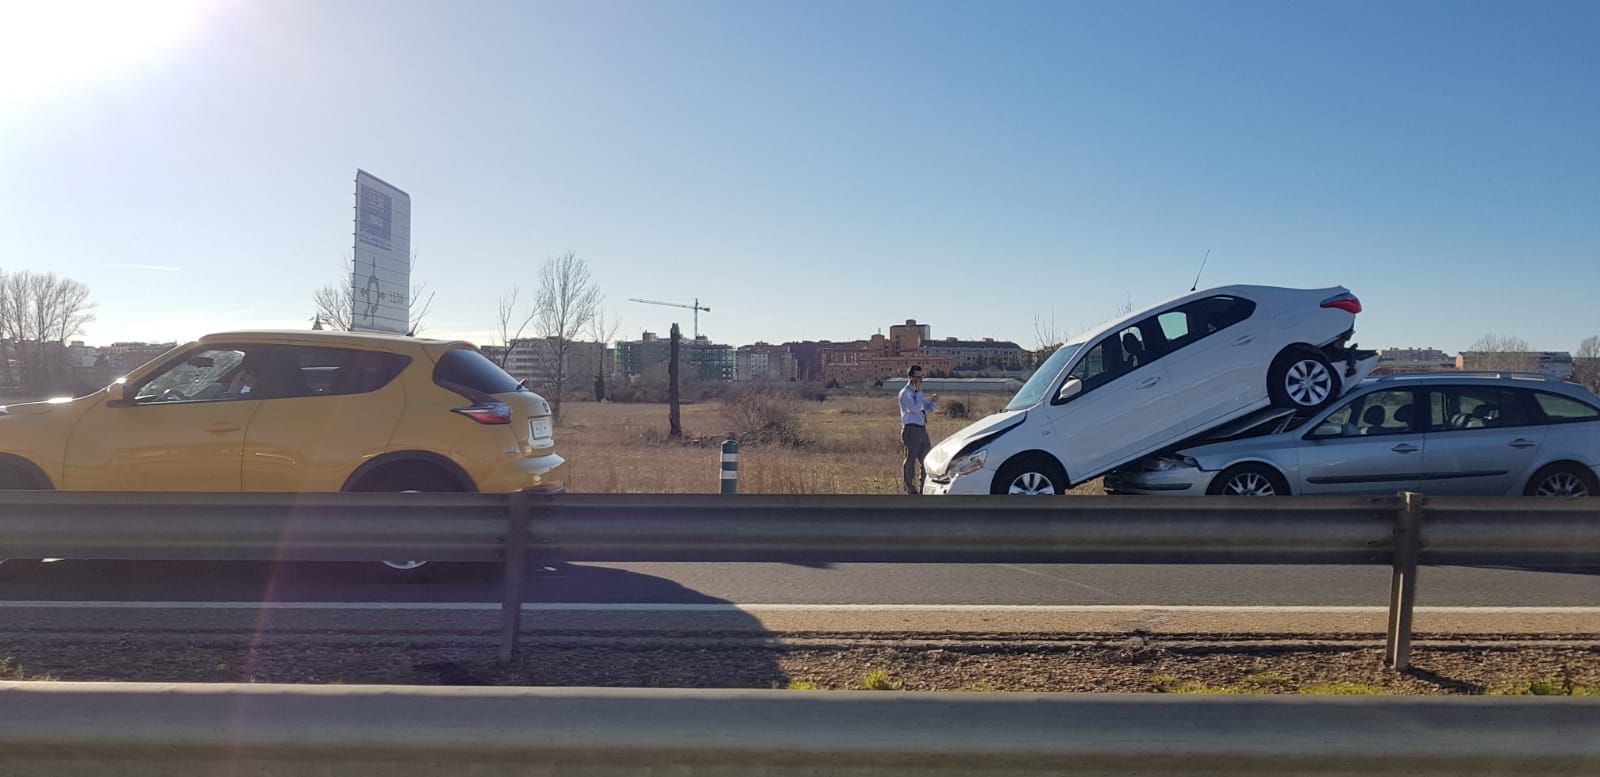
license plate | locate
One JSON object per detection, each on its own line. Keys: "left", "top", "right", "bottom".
{"left": 529, "top": 418, "right": 553, "bottom": 441}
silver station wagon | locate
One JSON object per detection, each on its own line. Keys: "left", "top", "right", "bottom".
{"left": 1106, "top": 373, "right": 1600, "bottom": 497}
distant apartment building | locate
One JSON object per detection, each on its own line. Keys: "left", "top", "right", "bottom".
{"left": 614, "top": 331, "right": 736, "bottom": 383}
{"left": 1373, "top": 347, "right": 1456, "bottom": 376}
{"left": 782, "top": 341, "right": 835, "bottom": 382}
{"left": 735, "top": 343, "right": 797, "bottom": 382}
{"left": 919, "top": 337, "right": 1029, "bottom": 371}
{"left": 1456, "top": 350, "right": 1574, "bottom": 379}
{"left": 492, "top": 337, "right": 609, "bottom": 398}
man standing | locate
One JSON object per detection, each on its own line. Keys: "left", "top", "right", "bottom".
{"left": 899, "top": 365, "right": 939, "bottom": 495}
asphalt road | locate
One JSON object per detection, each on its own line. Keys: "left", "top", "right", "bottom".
{"left": 1, "top": 560, "right": 1596, "bottom": 608}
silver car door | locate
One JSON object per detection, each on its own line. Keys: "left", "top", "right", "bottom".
{"left": 1420, "top": 387, "right": 1546, "bottom": 496}
{"left": 1293, "top": 389, "right": 1423, "bottom": 495}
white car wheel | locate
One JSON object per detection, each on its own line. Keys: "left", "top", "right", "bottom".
{"left": 1270, "top": 351, "right": 1340, "bottom": 411}
{"left": 991, "top": 457, "right": 1067, "bottom": 496}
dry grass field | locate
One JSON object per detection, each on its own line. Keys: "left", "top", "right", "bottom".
{"left": 554, "top": 393, "right": 1104, "bottom": 495}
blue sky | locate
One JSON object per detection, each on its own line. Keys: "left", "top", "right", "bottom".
{"left": 2, "top": 0, "right": 1596, "bottom": 353}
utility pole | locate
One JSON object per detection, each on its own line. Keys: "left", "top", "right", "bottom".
{"left": 630, "top": 298, "right": 711, "bottom": 340}
{"left": 669, "top": 323, "right": 682, "bottom": 439}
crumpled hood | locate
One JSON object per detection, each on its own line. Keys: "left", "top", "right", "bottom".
{"left": 926, "top": 409, "right": 1027, "bottom": 475}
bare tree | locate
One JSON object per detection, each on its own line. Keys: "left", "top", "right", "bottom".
{"left": 533, "top": 252, "right": 602, "bottom": 420}
{"left": 1575, "top": 335, "right": 1600, "bottom": 392}
{"left": 492, "top": 286, "right": 538, "bottom": 370}
{"left": 312, "top": 254, "right": 434, "bottom": 334}
{"left": 311, "top": 281, "right": 353, "bottom": 331}
{"left": 587, "top": 307, "right": 621, "bottom": 400}
{"left": 1464, "top": 333, "right": 1537, "bottom": 372}
{"left": 0, "top": 270, "right": 95, "bottom": 393}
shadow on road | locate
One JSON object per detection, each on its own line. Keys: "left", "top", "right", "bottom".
{"left": 0, "top": 560, "right": 791, "bottom": 689}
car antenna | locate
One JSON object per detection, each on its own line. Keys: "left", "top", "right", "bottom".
{"left": 1189, "top": 248, "right": 1211, "bottom": 292}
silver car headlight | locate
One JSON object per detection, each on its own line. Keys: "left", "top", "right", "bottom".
{"left": 948, "top": 449, "right": 988, "bottom": 477}
{"left": 1141, "top": 455, "right": 1198, "bottom": 472}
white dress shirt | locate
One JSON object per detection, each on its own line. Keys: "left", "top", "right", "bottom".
{"left": 899, "top": 384, "right": 937, "bottom": 426}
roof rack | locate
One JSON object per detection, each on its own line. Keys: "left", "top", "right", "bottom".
{"left": 1372, "top": 371, "right": 1560, "bottom": 382}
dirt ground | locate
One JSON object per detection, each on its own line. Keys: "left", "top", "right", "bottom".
{"left": 4, "top": 636, "right": 1596, "bottom": 695}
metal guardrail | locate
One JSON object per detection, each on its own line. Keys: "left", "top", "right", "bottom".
{"left": 1, "top": 682, "right": 1596, "bottom": 776}
{"left": 2, "top": 491, "right": 1597, "bottom": 668}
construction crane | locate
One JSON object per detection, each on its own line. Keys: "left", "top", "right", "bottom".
{"left": 629, "top": 297, "right": 711, "bottom": 340}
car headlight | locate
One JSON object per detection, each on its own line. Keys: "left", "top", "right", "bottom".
{"left": 948, "top": 449, "right": 987, "bottom": 477}
{"left": 1141, "top": 455, "right": 1198, "bottom": 472}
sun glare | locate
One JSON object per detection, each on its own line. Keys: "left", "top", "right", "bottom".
{"left": 0, "top": 0, "right": 213, "bottom": 106}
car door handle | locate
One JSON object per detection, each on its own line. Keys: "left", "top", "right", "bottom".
{"left": 1391, "top": 444, "right": 1420, "bottom": 454}
{"left": 1136, "top": 377, "right": 1161, "bottom": 389}
{"left": 203, "top": 422, "right": 241, "bottom": 434}
{"left": 1509, "top": 439, "right": 1537, "bottom": 449}
{"left": 1231, "top": 335, "right": 1254, "bottom": 346}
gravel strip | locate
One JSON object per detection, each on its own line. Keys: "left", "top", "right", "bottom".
{"left": 4, "top": 635, "right": 1596, "bottom": 694}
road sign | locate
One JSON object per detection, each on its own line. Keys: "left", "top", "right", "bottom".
{"left": 351, "top": 170, "right": 411, "bottom": 334}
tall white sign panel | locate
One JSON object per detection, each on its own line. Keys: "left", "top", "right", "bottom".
{"left": 351, "top": 170, "right": 411, "bottom": 334}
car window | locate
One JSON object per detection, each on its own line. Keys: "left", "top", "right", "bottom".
{"left": 433, "top": 347, "right": 525, "bottom": 395}
{"left": 1005, "top": 341, "right": 1082, "bottom": 411}
{"left": 1116, "top": 326, "right": 1150, "bottom": 370}
{"left": 264, "top": 346, "right": 411, "bottom": 399}
{"left": 1066, "top": 335, "right": 1125, "bottom": 394}
{"left": 1157, "top": 295, "right": 1255, "bottom": 353}
{"left": 133, "top": 347, "right": 252, "bottom": 403}
{"left": 1428, "top": 386, "right": 1532, "bottom": 431}
{"left": 1317, "top": 389, "right": 1414, "bottom": 437}
{"left": 1531, "top": 391, "right": 1600, "bottom": 423}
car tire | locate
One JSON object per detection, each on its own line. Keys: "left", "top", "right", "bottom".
{"left": 351, "top": 468, "right": 462, "bottom": 582}
{"left": 990, "top": 455, "right": 1068, "bottom": 496}
{"left": 1524, "top": 463, "right": 1598, "bottom": 497}
{"left": 1206, "top": 463, "right": 1291, "bottom": 496}
{"left": 1269, "top": 349, "right": 1341, "bottom": 411}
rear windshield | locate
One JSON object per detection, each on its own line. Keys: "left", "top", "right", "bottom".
{"left": 432, "top": 348, "right": 525, "bottom": 395}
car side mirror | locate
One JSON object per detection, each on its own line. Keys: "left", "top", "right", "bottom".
{"left": 1311, "top": 422, "right": 1343, "bottom": 438}
{"left": 105, "top": 383, "right": 135, "bottom": 408}
{"left": 1056, "top": 378, "right": 1083, "bottom": 402}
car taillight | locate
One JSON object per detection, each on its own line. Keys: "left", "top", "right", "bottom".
{"left": 1321, "top": 293, "right": 1362, "bottom": 314}
{"left": 442, "top": 381, "right": 512, "bottom": 425}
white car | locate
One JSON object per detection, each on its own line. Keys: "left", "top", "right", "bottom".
{"left": 922, "top": 285, "right": 1379, "bottom": 495}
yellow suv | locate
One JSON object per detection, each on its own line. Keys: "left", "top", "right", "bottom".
{"left": 0, "top": 330, "right": 563, "bottom": 574}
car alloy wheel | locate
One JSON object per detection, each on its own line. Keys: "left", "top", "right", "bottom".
{"left": 1007, "top": 471, "right": 1057, "bottom": 495}
{"left": 1220, "top": 470, "right": 1279, "bottom": 496}
{"left": 1208, "top": 463, "right": 1290, "bottom": 497}
{"left": 1534, "top": 470, "right": 1590, "bottom": 497}
{"left": 1283, "top": 358, "right": 1334, "bottom": 407}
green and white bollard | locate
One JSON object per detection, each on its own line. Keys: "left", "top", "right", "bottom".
{"left": 720, "top": 438, "right": 739, "bottom": 494}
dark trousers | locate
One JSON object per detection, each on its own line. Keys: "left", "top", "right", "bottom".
{"left": 901, "top": 423, "right": 932, "bottom": 494}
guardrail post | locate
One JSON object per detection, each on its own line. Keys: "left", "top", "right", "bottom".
{"left": 1385, "top": 491, "right": 1424, "bottom": 670}
{"left": 498, "top": 489, "right": 530, "bottom": 666}
{"left": 720, "top": 437, "right": 739, "bottom": 494}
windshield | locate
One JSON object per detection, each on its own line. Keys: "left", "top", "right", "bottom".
{"left": 1005, "top": 342, "right": 1083, "bottom": 411}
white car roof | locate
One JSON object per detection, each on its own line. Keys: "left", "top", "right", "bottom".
{"left": 1064, "top": 284, "right": 1348, "bottom": 346}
